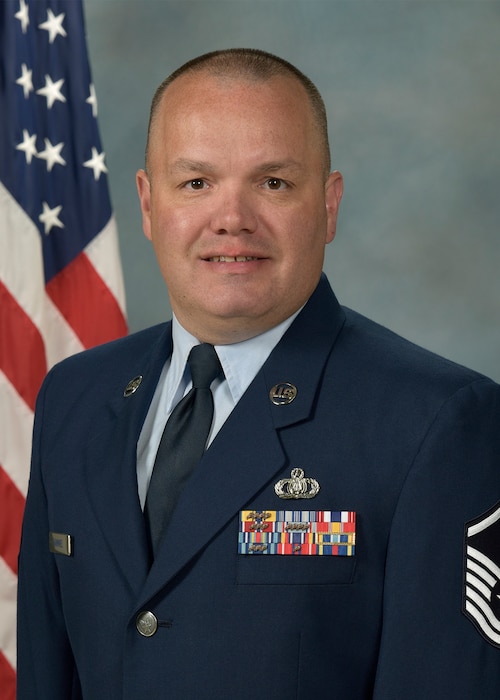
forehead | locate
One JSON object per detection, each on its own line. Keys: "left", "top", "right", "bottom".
{"left": 151, "top": 72, "right": 319, "bottom": 155}
{"left": 150, "top": 71, "right": 322, "bottom": 169}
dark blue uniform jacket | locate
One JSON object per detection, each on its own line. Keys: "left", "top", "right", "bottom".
{"left": 17, "top": 275, "right": 500, "bottom": 699}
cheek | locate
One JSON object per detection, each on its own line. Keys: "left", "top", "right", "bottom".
{"left": 282, "top": 212, "right": 328, "bottom": 257}
{"left": 150, "top": 207, "right": 193, "bottom": 253}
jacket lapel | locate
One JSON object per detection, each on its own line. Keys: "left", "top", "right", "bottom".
{"left": 138, "top": 276, "right": 345, "bottom": 605}
{"left": 139, "top": 370, "right": 285, "bottom": 603}
{"left": 83, "top": 325, "right": 172, "bottom": 595}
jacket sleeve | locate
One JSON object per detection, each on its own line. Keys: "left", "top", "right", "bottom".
{"left": 17, "top": 371, "right": 82, "bottom": 700}
{"left": 372, "top": 379, "right": 500, "bottom": 699}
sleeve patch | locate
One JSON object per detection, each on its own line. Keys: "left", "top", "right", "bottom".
{"left": 463, "top": 501, "right": 500, "bottom": 648}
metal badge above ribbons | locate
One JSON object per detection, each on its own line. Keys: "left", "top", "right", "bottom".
{"left": 275, "top": 468, "right": 320, "bottom": 499}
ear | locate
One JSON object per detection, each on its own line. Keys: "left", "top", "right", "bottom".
{"left": 136, "top": 169, "right": 152, "bottom": 241}
{"left": 324, "top": 170, "right": 344, "bottom": 244}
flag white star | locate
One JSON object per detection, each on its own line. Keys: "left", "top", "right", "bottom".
{"left": 86, "top": 83, "right": 98, "bottom": 118}
{"left": 83, "top": 147, "right": 108, "bottom": 181}
{"left": 36, "top": 138, "right": 66, "bottom": 172}
{"left": 39, "top": 202, "right": 64, "bottom": 234}
{"left": 36, "top": 74, "right": 66, "bottom": 109}
{"left": 16, "top": 63, "right": 34, "bottom": 99}
{"left": 16, "top": 130, "right": 38, "bottom": 164}
{"left": 15, "top": 0, "right": 29, "bottom": 33}
{"left": 38, "top": 9, "right": 67, "bottom": 43}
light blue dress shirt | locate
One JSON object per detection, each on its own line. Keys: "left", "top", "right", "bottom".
{"left": 136, "top": 312, "right": 299, "bottom": 508}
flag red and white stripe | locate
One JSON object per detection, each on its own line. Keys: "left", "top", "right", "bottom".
{"left": 0, "top": 2, "right": 127, "bottom": 697}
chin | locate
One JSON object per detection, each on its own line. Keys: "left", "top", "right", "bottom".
{"left": 208, "top": 304, "right": 265, "bottom": 321}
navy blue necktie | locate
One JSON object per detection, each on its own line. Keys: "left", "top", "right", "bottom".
{"left": 145, "top": 343, "right": 222, "bottom": 557}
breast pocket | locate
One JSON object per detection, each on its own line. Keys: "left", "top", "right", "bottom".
{"left": 237, "top": 552, "right": 356, "bottom": 585}
{"left": 236, "top": 508, "right": 357, "bottom": 585}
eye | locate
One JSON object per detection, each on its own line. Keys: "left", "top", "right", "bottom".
{"left": 184, "top": 179, "right": 207, "bottom": 191}
{"left": 264, "top": 178, "right": 287, "bottom": 191}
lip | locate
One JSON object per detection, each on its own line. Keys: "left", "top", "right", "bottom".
{"left": 201, "top": 249, "right": 268, "bottom": 261}
{"left": 200, "top": 254, "right": 268, "bottom": 274}
{"left": 205, "top": 255, "right": 261, "bottom": 263}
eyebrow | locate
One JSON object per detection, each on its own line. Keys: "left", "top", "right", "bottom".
{"left": 169, "top": 159, "right": 216, "bottom": 175}
{"left": 254, "top": 160, "right": 303, "bottom": 174}
{"left": 169, "top": 158, "right": 303, "bottom": 175}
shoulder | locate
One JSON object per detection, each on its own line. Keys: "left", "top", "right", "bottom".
{"left": 52, "top": 322, "right": 168, "bottom": 373}
{"left": 342, "top": 306, "right": 492, "bottom": 383}
{"left": 331, "top": 307, "right": 498, "bottom": 416}
{"left": 303, "top": 275, "right": 496, "bottom": 396}
{"left": 38, "top": 322, "right": 171, "bottom": 407}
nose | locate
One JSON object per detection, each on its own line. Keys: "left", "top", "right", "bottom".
{"left": 209, "top": 183, "right": 258, "bottom": 235}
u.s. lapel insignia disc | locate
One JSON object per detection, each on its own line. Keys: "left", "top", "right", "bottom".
{"left": 269, "top": 382, "right": 297, "bottom": 405}
{"left": 274, "top": 468, "right": 320, "bottom": 499}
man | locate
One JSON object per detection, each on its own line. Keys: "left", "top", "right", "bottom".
{"left": 18, "top": 49, "right": 500, "bottom": 699}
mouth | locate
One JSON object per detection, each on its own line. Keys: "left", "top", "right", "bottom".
{"left": 206, "top": 256, "right": 260, "bottom": 262}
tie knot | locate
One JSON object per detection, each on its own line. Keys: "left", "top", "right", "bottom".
{"left": 188, "top": 344, "right": 222, "bottom": 389}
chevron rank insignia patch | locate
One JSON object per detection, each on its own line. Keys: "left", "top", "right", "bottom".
{"left": 238, "top": 510, "right": 356, "bottom": 556}
{"left": 463, "top": 501, "right": 500, "bottom": 648}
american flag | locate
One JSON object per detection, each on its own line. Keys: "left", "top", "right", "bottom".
{"left": 0, "top": 1, "right": 127, "bottom": 695}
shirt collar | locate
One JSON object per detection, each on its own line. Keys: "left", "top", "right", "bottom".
{"left": 168, "top": 310, "right": 301, "bottom": 410}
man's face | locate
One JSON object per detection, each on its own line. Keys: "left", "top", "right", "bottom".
{"left": 137, "top": 71, "right": 343, "bottom": 344}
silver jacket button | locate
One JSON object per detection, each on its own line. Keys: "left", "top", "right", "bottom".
{"left": 136, "top": 611, "right": 158, "bottom": 637}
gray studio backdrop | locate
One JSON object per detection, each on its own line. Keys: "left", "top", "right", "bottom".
{"left": 84, "top": 0, "right": 500, "bottom": 382}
